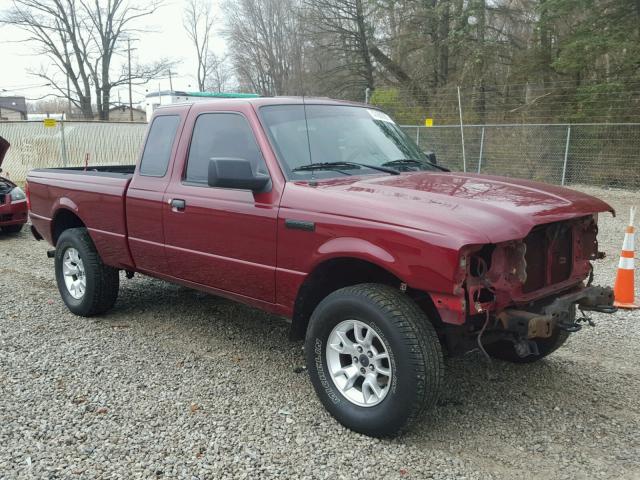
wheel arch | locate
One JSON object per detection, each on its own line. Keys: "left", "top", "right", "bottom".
{"left": 51, "top": 207, "right": 86, "bottom": 245}
{"left": 289, "top": 255, "right": 442, "bottom": 341}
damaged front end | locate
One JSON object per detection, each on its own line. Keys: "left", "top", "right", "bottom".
{"left": 446, "top": 215, "right": 616, "bottom": 358}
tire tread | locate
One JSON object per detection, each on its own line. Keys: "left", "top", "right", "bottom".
{"left": 309, "top": 283, "right": 444, "bottom": 436}
{"left": 56, "top": 228, "right": 119, "bottom": 316}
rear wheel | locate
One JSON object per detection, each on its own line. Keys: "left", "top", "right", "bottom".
{"left": 55, "top": 228, "right": 119, "bottom": 316}
{"left": 305, "top": 284, "right": 443, "bottom": 437}
{"left": 1, "top": 224, "right": 23, "bottom": 234}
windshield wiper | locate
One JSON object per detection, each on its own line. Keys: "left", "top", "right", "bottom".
{"left": 292, "top": 161, "right": 400, "bottom": 175}
{"left": 382, "top": 158, "right": 449, "bottom": 172}
{"left": 291, "top": 162, "right": 353, "bottom": 175}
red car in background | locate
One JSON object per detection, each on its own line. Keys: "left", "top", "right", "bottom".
{"left": 0, "top": 137, "right": 28, "bottom": 234}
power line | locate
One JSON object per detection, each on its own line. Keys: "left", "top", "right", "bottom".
{"left": 1, "top": 83, "right": 52, "bottom": 93}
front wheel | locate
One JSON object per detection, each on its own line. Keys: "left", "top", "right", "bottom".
{"left": 305, "top": 284, "right": 443, "bottom": 437}
{"left": 55, "top": 228, "right": 119, "bottom": 316}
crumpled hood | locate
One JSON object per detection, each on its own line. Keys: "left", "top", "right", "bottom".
{"left": 282, "top": 172, "right": 614, "bottom": 245}
{"left": 0, "top": 136, "right": 8, "bottom": 169}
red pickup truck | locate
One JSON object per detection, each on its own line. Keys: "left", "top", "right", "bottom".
{"left": 27, "top": 98, "right": 616, "bottom": 437}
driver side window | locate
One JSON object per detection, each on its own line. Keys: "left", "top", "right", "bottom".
{"left": 185, "top": 113, "right": 267, "bottom": 184}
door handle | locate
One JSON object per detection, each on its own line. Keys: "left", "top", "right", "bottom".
{"left": 169, "top": 198, "right": 186, "bottom": 212}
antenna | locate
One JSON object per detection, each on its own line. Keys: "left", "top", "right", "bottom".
{"left": 301, "top": 93, "right": 314, "bottom": 175}
{"left": 296, "top": 46, "right": 314, "bottom": 173}
{"left": 457, "top": 86, "right": 467, "bottom": 173}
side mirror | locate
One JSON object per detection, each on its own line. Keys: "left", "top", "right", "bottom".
{"left": 424, "top": 151, "right": 437, "bottom": 164}
{"left": 208, "top": 158, "right": 270, "bottom": 192}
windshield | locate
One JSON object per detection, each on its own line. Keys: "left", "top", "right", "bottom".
{"left": 259, "top": 104, "right": 437, "bottom": 180}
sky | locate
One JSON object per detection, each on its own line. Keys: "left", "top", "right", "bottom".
{"left": 0, "top": 0, "right": 227, "bottom": 109}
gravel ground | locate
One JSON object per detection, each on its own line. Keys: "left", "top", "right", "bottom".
{"left": 0, "top": 185, "right": 638, "bottom": 480}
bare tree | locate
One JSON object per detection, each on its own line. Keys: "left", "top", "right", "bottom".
{"left": 205, "top": 52, "right": 233, "bottom": 92}
{"left": 2, "top": 0, "right": 96, "bottom": 118}
{"left": 2, "top": 0, "right": 175, "bottom": 120}
{"left": 224, "top": 0, "right": 302, "bottom": 96}
{"left": 183, "top": 0, "right": 217, "bottom": 91}
{"left": 79, "top": 0, "right": 175, "bottom": 119}
{"left": 6, "top": 0, "right": 640, "bottom": 125}
{"left": 304, "top": 0, "right": 375, "bottom": 95}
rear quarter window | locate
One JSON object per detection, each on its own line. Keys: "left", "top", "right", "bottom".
{"left": 139, "top": 115, "right": 180, "bottom": 177}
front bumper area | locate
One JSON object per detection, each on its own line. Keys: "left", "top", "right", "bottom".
{"left": 497, "top": 285, "right": 615, "bottom": 339}
{"left": 0, "top": 199, "right": 28, "bottom": 226}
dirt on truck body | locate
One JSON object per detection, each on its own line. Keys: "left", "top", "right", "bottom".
{"left": 25, "top": 97, "right": 618, "bottom": 437}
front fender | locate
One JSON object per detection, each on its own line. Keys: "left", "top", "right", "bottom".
{"left": 311, "top": 236, "right": 457, "bottom": 295}
{"left": 312, "top": 236, "right": 467, "bottom": 326}
{"left": 314, "top": 236, "right": 399, "bottom": 273}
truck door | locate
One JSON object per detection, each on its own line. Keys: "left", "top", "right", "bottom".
{"left": 162, "top": 108, "right": 280, "bottom": 303}
{"left": 126, "top": 113, "right": 183, "bottom": 275}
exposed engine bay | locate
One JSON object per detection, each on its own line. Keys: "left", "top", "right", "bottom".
{"left": 449, "top": 215, "right": 616, "bottom": 357}
{"left": 0, "top": 177, "right": 17, "bottom": 202}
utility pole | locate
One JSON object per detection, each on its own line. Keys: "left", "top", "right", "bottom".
{"left": 63, "top": 33, "right": 71, "bottom": 119}
{"left": 126, "top": 38, "right": 136, "bottom": 121}
{"left": 168, "top": 69, "right": 174, "bottom": 91}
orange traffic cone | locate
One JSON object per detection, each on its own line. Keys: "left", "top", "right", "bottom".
{"left": 614, "top": 207, "right": 638, "bottom": 309}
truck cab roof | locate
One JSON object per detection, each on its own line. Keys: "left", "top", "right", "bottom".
{"left": 152, "top": 96, "right": 372, "bottom": 115}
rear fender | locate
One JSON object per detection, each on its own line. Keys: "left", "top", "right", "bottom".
{"left": 50, "top": 201, "right": 134, "bottom": 269}
{"left": 52, "top": 196, "right": 80, "bottom": 220}
{"left": 29, "top": 199, "right": 82, "bottom": 245}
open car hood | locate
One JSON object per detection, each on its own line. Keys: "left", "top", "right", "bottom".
{"left": 0, "top": 136, "right": 8, "bottom": 170}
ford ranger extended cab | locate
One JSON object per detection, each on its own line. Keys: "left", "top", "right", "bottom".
{"left": 27, "top": 98, "right": 616, "bottom": 437}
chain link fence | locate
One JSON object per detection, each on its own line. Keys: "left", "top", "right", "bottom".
{"left": 0, "top": 120, "right": 638, "bottom": 190}
{"left": 401, "top": 123, "right": 640, "bottom": 189}
{"left": 0, "top": 121, "right": 147, "bottom": 182}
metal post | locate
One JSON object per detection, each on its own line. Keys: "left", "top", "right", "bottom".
{"left": 59, "top": 120, "right": 68, "bottom": 167}
{"left": 477, "top": 127, "right": 485, "bottom": 174}
{"left": 365, "top": 87, "right": 370, "bottom": 104}
{"left": 457, "top": 86, "right": 467, "bottom": 172}
{"left": 416, "top": 127, "right": 420, "bottom": 147}
{"left": 561, "top": 126, "right": 571, "bottom": 186}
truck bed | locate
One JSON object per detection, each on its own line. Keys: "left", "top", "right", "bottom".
{"left": 28, "top": 165, "right": 135, "bottom": 269}
{"left": 31, "top": 165, "right": 136, "bottom": 177}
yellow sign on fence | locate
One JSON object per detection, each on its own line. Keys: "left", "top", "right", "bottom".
{"left": 43, "top": 118, "right": 58, "bottom": 128}
{"left": 424, "top": 118, "right": 433, "bottom": 127}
